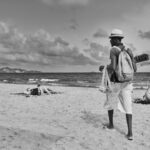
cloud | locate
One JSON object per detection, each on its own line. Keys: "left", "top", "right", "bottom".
{"left": 0, "top": 22, "right": 99, "bottom": 70}
{"left": 125, "top": 43, "right": 137, "bottom": 52}
{"left": 69, "top": 24, "right": 77, "bottom": 30}
{"left": 41, "top": 0, "right": 90, "bottom": 6}
{"left": 69, "top": 23, "right": 78, "bottom": 31}
{"left": 0, "top": 22, "right": 26, "bottom": 52}
{"left": 82, "top": 38, "right": 90, "bottom": 46}
{"left": 138, "top": 30, "right": 150, "bottom": 39}
{"left": 60, "top": 0, "right": 90, "bottom": 6}
{"left": 68, "top": 19, "right": 79, "bottom": 31}
{"left": 93, "top": 28, "right": 108, "bottom": 38}
{"left": 54, "top": 37, "right": 69, "bottom": 46}
{"left": 84, "top": 42, "right": 110, "bottom": 61}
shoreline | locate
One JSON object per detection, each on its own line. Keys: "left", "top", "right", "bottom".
{"left": 0, "top": 81, "right": 150, "bottom": 90}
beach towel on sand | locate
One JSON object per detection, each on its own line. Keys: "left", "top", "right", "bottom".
{"left": 104, "top": 82, "right": 133, "bottom": 114}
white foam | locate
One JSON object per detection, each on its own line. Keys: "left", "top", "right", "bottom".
{"left": 28, "top": 78, "right": 38, "bottom": 83}
{"left": 40, "top": 79, "right": 59, "bottom": 82}
{"left": 3, "top": 80, "right": 8, "bottom": 82}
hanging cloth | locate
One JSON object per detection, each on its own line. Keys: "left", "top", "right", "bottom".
{"left": 99, "top": 66, "right": 112, "bottom": 93}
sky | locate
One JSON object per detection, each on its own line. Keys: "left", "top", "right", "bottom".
{"left": 0, "top": 0, "right": 150, "bottom": 72}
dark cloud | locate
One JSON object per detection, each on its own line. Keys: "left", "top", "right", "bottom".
{"left": 138, "top": 30, "right": 150, "bottom": 39}
{"left": 93, "top": 28, "right": 108, "bottom": 38}
{"left": 54, "top": 37, "right": 69, "bottom": 46}
{"left": 84, "top": 42, "right": 109, "bottom": 60}
{"left": 0, "top": 23, "right": 25, "bottom": 51}
{"left": 68, "top": 18, "right": 79, "bottom": 31}
{"left": 69, "top": 24, "right": 77, "bottom": 30}
{"left": 0, "top": 22, "right": 99, "bottom": 70}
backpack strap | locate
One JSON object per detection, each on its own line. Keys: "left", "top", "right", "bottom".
{"left": 126, "top": 48, "right": 137, "bottom": 72}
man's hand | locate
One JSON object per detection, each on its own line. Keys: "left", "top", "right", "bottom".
{"left": 99, "top": 65, "right": 104, "bottom": 71}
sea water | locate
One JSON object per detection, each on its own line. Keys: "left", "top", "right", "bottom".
{"left": 0, "top": 72, "right": 150, "bottom": 88}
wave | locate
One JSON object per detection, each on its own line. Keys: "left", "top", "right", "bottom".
{"left": 40, "top": 78, "right": 59, "bottom": 82}
{"left": 28, "top": 78, "right": 59, "bottom": 83}
{"left": 28, "top": 78, "right": 38, "bottom": 83}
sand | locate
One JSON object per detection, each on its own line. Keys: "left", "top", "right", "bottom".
{"left": 0, "top": 83, "right": 150, "bottom": 150}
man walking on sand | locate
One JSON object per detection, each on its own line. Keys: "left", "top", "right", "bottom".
{"left": 99, "top": 29, "right": 137, "bottom": 140}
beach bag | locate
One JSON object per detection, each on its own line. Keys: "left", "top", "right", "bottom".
{"left": 99, "top": 66, "right": 112, "bottom": 93}
{"left": 115, "top": 48, "right": 134, "bottom": 82}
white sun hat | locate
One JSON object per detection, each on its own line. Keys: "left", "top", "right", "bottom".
{"left": 109, "top": 29, "right": 124, "bottom": 38}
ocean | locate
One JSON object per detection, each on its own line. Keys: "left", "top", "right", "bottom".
{"left": 0, "top": 72, "right": 150, "bottom": 88}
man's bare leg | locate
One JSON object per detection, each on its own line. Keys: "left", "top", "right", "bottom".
{"left": 126, "top": 114, "right": 133, "bottom": 140}
{"left": 108, "top": 109, "right": 114, "bottom": 129}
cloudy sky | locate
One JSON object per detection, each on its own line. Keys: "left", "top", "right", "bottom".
{"left": 0, "top": 0, "right": 150, "bottom": 72}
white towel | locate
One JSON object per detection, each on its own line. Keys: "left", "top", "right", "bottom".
{"left": 99, "top": 66, "right": 112, "bottom": 93}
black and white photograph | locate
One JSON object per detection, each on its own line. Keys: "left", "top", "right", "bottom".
{"left": 0, "top": 0, "right": 150, "bottom": 149}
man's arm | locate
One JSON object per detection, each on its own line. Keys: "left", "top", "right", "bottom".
{"left": 99, "top": 49, "right": 117, "bottom": 72}
{"left": 107, "top": 56, "right": 117, "bottom": 72}
{"left": 107, "top": 49, "right": 117, "bottom": 73}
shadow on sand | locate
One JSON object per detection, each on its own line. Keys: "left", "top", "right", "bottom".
{"left": 80, "top": 110, "right": 126, "bottom": 136}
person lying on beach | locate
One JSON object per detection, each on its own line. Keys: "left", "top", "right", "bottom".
{"left": 134, "top": 98, "right": 150, "bottom": 104}
{"left": 39, "top": 86, "right": 59, "bottom": 95}
{"left": 23, "top": 86, "right": 41, "bottom": 97}
{"left": 134, "top": 86, "right": 150, "bottom": 104}
{"left": 12, "top": 84, "right": 61, "bottom": 97}
{"left": 24, "top": 85, "right": 60, "bottom": 97}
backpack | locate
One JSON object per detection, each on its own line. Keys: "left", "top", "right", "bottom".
{"left": 115, "top": 47, "right": 134, "bottom": 82}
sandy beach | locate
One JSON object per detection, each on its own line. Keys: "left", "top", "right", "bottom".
{"left": 0, "top": 83, "right": 150, "bottom": 150}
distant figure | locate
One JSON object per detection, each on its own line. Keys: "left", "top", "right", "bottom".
{"left": 23, "top": 84, "right": 41, "bottom": 97}
{"left": 24, "top": 83, "right": 59, "bottom": 97}
{"left": 99, "top": 29, "right": 137, "bottom": 140}
{"left": 23, "top": 88, "right": 31, "bottom": 97}
{"left": 134, "top": 86, "right": 150, "bottom": 104}
{"left": 144, "top": 86, "right": 150, "bottom": 101}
